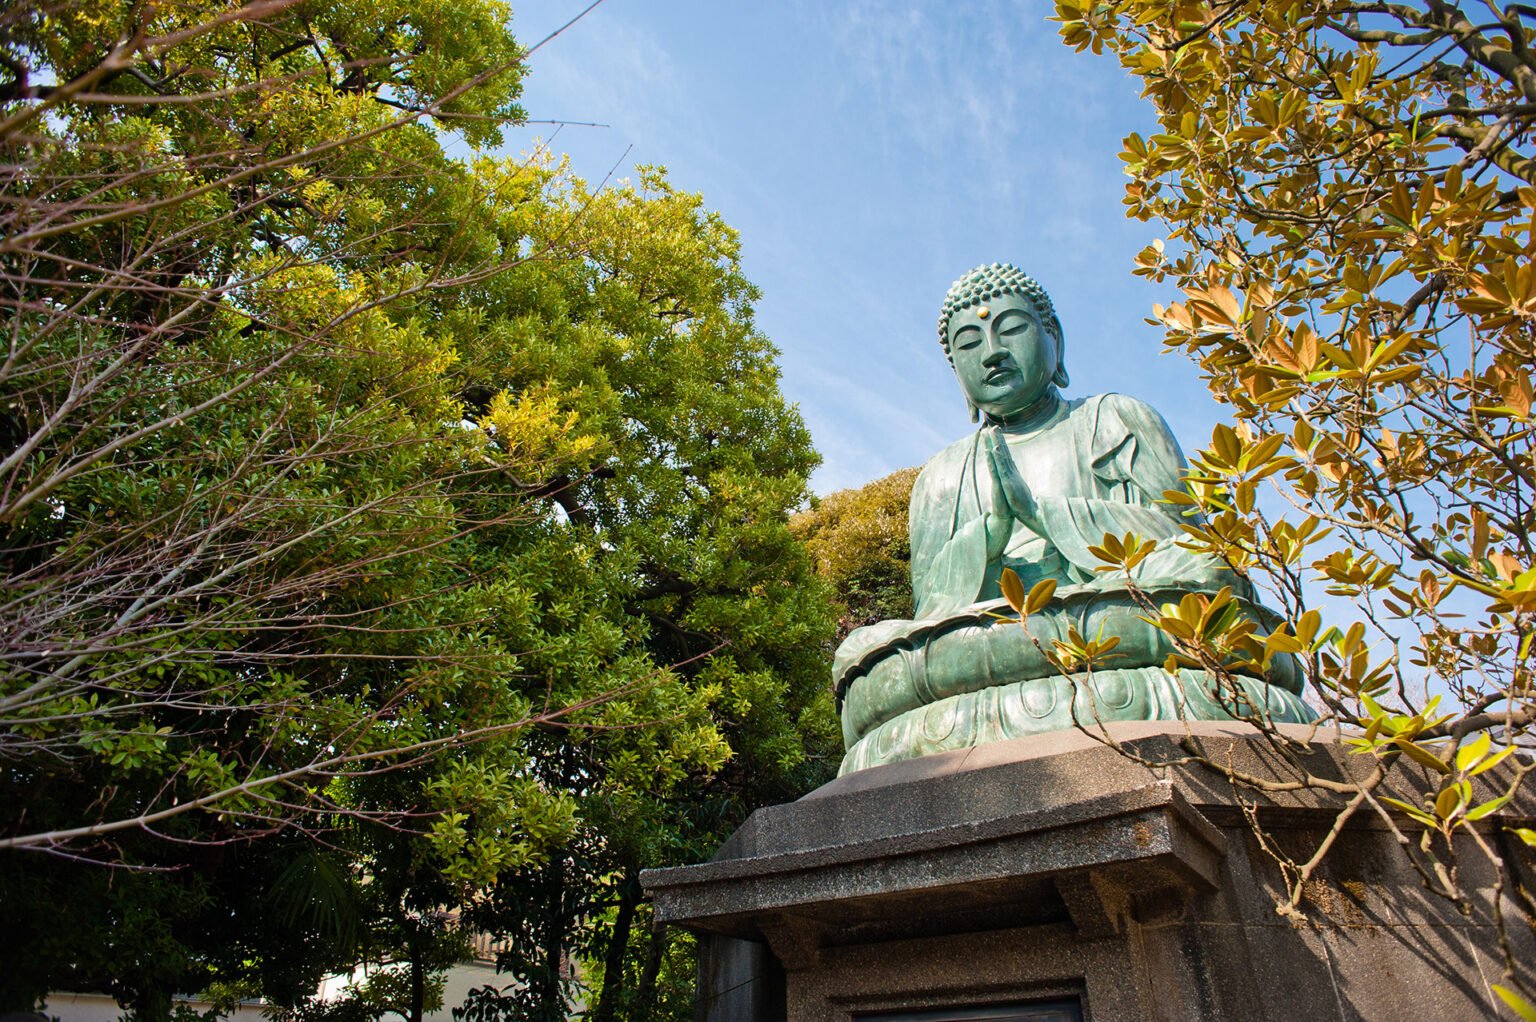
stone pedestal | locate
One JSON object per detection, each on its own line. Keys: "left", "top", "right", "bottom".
{"left": 641, "top": 722, "right": 1534, "bottom": 1022}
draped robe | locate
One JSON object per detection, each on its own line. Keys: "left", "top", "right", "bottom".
{"left": 910, "top": 391, "right": 1237, "bottom": 619}
{"left": 830, "top": 394, "right": 1316, "bottom": 775}
{"left": 833, "top": 391, "right": 1243, "bottom": 692}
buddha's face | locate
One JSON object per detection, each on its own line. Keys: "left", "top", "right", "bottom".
{"left": 947, "top": 293, "right": 1060, "bottom": 422}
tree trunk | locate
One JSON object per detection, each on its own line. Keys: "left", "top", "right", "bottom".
{"left": 538, "top": 855, "right": 566, "bottom": 1020}
{"left": 589, "top": 867, "right": 640, "bottom": 1022}
{"left": 632, "top": 923, "right": 667, "bottom": 1022}
{"left": 408, "top": 948, "right": 426, "bottom": 1022}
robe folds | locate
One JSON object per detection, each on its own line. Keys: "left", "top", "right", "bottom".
{"left": 910, "top": 392, "right": 1237, "bottom": 620}
{"left": 831, "top": 393, "right": 1313, "bottom": 772}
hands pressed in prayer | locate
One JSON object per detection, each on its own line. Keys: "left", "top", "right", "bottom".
{"left": 985, "top": 426, "right": 1037, "bottom": 519}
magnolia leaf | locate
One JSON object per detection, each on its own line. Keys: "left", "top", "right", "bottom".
{"left": 1491, "top": 551, "right": 1523, "bottom": 583}
{"left": 1466, "top": 793, "right": 1512, "bottom": 821}
{"left": 999, "top": 567, "right": 1027, "bottom": 614}
{"left": 1379, "top": 796, "right": 1437, "bottom": 827}
{"left": 1244, "top": 433, "right": 1286, "bottom": 471}
{"left": 1434, "top": 784, "right": 1464, "bottom": 820}
{"left": 1454, "top": 732, "right": 1491, "bottom": 772}
{"left": 1025, "top": 578, "right": 1058, "bottom": 615}
{"left": 1493, "top": 985, "right": 1536, "bottom": 1022}
{"left": 1393, "top": 737, "right": 1451, "bottom": 774}
{"left": 1265, "top": 630, "right": 1304, "bottom": 654}
{"left": 1470, "top": 747, "right": 1517, "bottom": 777}
{"left": 1295, "top": 609, "right": 1321, "bottom": 647}
{"left": 1158, "top": 616, "right": 1196, "bottom": 640}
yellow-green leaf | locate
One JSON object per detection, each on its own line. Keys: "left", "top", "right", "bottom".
{"left": 1380, "top": 795, "right": 1437, "bottom": 826}
{"left": 1434, "top": 784, "right": 1464, "bottom": 820}
{"left": 1393, "top": 737, "right": 1451, "bottom": 774}
{"left": 1266, "top": 630, "right": 1304, "bottom": 654}
{"left": 1466, "top": 794, "right": 1512, "bottom": 821}
{"left": 1454, "top": 732, "right": 1491, "bottom": 772}
{"left": 1493, "top": 985, "right": 1536, "bottom": 1022}
{"left": 1471, "top": 747, "right": 1517, "bottom": 776}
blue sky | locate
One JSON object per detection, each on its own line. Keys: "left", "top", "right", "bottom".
{"left": 506, "top": 0, "right": 1226, "bottom": 495}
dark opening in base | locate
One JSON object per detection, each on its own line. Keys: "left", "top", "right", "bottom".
{"left": 854, "top": 1000, "right": 1084, "bottom": 1022}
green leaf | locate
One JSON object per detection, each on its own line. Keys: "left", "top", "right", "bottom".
{"left": 1380, "top": 796, "right": 1437, "bottom": 827}
{"left": 1393, "top": 737, "right": 1451, "bottom": 774}
{"left": 1434, "top": 783, "right": 1466, "bottom": 820}
{"left": 1493, "top": 985, "right": 1536, "bottom": 1022}
{"left": 1466, "top": 794, "right": 1512, "bottom": 821}
{"left": 1471, "top": 747, "right": 1517, "bottom": 776}
{"left": 1455, "top": 732, "right": 1491, "bottom": 772}
{"left": 1265, "top": 630, "right": 1304, "bottom": 654}
{"left": 1360, "top": 691, "right": 1389, "bottom": 720}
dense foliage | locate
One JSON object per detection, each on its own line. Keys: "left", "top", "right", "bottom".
{"left": 790, "top": 467, "right": 917, "bottom": 646}
{"left": 1055, "top": 0, "right": 1535, "bottom": 1011}
{"left": 0, "top": 2, "right": 837, "bottom": 1018}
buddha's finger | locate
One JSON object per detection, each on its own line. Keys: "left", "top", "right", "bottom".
{"left": 987, "top": 434, "right": 1036, "bottom": 522}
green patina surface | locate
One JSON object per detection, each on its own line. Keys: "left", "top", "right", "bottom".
{"left": 834, "top": 263, "right": 1314, "bottom": 775}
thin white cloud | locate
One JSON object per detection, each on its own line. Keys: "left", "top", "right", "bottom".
{"left": 815, "top": 0, "right": 1126, "bottom": 220}
{"left": 792, "top": 362, "right": 957, "bottom": 494}
{"left": 522, "top": 12, "right": 682, "bottom": 127}
{"left": 509, "top": 0, "right": 1197, "bottom": 497}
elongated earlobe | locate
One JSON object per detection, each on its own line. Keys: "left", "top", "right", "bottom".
{"left": 967, "top": 399, "right": 980, "bottom": 423}
{"left": 1053, "top": 333, "right": 1069, "bottom": 388}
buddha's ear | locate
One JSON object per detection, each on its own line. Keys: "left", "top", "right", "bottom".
{"left": 967, "top": 399, "right": 980, "bottom": 423}
{"left": 1052, "top": 332, "right": 1070, "bottom": 388}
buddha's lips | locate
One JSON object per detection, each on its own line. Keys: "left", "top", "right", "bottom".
{"left": 985, "top": 367, "right": 1015, "bottom": 383}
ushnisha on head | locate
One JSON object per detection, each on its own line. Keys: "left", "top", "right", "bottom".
{"left": 939, "top": 263, "right": 1069, "bottom": 424}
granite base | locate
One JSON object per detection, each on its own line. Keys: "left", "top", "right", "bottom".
{"left": 641, "top": 722, "right": 1535, "bottom": 1022}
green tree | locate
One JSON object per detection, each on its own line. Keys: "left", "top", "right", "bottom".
{"left": 791, "top": 466, "right": 919, "bottom": 645}
{"left": 442, "top": 165, "right": 841, "bottom": 1022}
{"left": 0, "top": 2, "right": 838, "bottom": 1018}
{"left": 1055, "top": 0, "right": 1535, "bottom": 1012}
{"left": 1, "top": 0, "right": 544, "bottom": 858}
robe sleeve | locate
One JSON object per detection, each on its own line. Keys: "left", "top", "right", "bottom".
{"left": 1085, "top": 392, "right": 1190, "bottom": 510}
{"left": 909, "top": 435, "right": 992, "bottom": 619}
{"left": 1033, "top": 394, "right": 1233, "bottom": 587}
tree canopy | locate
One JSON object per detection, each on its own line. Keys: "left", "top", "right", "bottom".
{"left": 1055, "top": 0, "right": 1535, "bottom": 1012}
{"left": 791, "top": 466, "right": 917, "bottom": 646}
{"left": 0, "top": 2, "right": 837, "bottom": 1018}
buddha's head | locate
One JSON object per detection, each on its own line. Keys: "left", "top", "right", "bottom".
{"left": 938, "top": 263, "right": 1068, "bottom": 424}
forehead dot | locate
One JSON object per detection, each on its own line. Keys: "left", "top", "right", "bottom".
{"left": 977, "top": 306, "right": 990, "bottom": 320}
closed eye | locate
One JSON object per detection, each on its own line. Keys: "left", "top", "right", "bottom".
{"left": 953, "top": 326, "right": 983, "bottom": 349}
{"left": 995, "top": 311, "right": 1030, "bottom": 336}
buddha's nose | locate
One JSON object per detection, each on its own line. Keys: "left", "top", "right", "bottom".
{"left": 982, "top": 342, "right": 1009, "bottom": 366}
